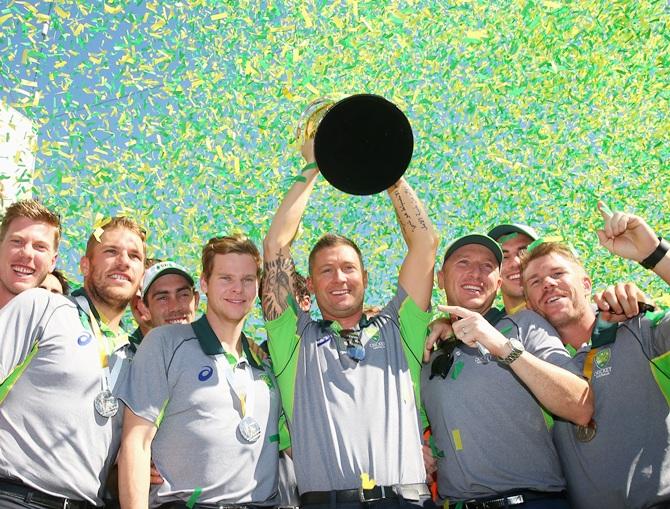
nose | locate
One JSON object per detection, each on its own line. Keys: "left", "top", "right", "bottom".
{"left": 116, "top": 250, "right": 131, "bottom": 268}
{"left": 333, "top": 269, "right": 347, "bottom": 282}
{"left": 542, "top": 275, "right": 557, "bottom": 290}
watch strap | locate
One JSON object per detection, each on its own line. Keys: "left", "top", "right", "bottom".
{"left": 499, "top": 339, "right": 524, "bottom": 365}
{"left": 640, "top": 237, "right": 669, "bottom": 270}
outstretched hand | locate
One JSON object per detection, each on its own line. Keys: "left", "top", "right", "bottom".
{"left": 596, "top": 201, "right": 658, "bottom": 262}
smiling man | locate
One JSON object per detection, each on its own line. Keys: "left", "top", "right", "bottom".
{"left": 119, "top": 234, "right": 280, "bottom": 509}
{"left": 262, "top": 139, "right": 438, "bottom": 509}
{"left": 487, "top": 223, "right": 539, "bottom": 315}
{"left": 521, "top": 204, "right": 670, "bottom": 508}
{"left": 421, "top": 233, "right": 593, "bottom": 507}
{"left": 0, "top": 199, "right": 61, "bottom": 309}
{"left": 0, "top": 216, "right": 145, "bottom": 508}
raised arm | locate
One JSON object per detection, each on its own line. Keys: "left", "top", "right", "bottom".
{"left": 388, "top": 178, "right": 439, "bottom": 311}
{"left": 262, "top": 141, "right": 320, "bottom": 321}
{"left": 597, "top": 202, "right": 670, "bottom": 285}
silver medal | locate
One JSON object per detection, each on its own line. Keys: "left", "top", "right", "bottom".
{"left": 94, "top": 389, "right": 119, "bottom": 418}
{"left": 575, "top": 419, "right": 597, "bottom": 443}
{"left": 238, "top": 415, "right": 261, "bottom": 442}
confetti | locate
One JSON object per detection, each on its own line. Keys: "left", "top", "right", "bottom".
{"left": 0, "top": 0, "right": 667, "bottom": 339}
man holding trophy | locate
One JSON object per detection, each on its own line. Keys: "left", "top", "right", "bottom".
{"left": 262, "top": 95, "right": 438, "bottom": 509}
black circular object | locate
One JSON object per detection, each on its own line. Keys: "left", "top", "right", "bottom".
{"left": 314, "top": 94, "right": 414, "bottom": 196}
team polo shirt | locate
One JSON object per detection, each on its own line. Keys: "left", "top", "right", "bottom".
{"left": 421, "top": 309, "right": 577, "bottom": 500}
{"left": 0, "top": 288, "right": 131, "bottom": 505}
{"left": 119, "top": 315, "right": 280, "bottom": 507}
{"left": 553, "top": 312, "right": 670, "bottom": 509}
{"left": 265, "top": 286, "right": 432, "bottom": 494}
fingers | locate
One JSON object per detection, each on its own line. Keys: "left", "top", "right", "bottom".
{"left": 595, "top": 282, "right": 645, "bottom": 319}
{"left": 424, "top": 320, "right": 454, "bottom": 362}
{"left": 596, "top": 229, "right": 612, "bottom": 251}
{"left": 598, "top": 201, "right": 613, "bottom": 219}
{"left": 149, "top": 463, "right": 164, "bottom": 485}
{"left": 438, "top": 305, "right": 473, "bottom": 319}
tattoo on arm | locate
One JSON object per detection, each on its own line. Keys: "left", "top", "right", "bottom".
{"left": 262, "top": 252, "right": 296, "bottom": 321}
{"left": 392, "top": 180, "right": 429, "bottom": 238}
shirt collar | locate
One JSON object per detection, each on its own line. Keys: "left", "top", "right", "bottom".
{"left": 191, "top": 314, "right": 260, "bottom": 369}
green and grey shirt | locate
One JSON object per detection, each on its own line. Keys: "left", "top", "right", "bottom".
{"left": 119, "top": 315, "right": 280, "bottom": 507}
{"left": 422, "top": 309, "right": 576, "bottom": 500}
{"left": 266, "top": 286, "right": 432, "bottom": 494}
{"left": 554, "top": 312, "right": 670, "bottom": 509}
{"left": 0, "top": 288, "right": 131, "bottom": 505}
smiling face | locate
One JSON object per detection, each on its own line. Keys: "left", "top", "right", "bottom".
{"left": 438, "top": 243, "right": 501, "bottom": 314}
{"left": 307, "top": 244, "right": 368, "bottom": 324}
{"left": 142, "top": 273, "right": 199, "bottom": 326}
{"left": 80, "top": 227, "right": 146, "bottom": 312}
{"left": 0, "top": 217, "right": 58, "bottom": 306}
{"left": 201, "top": 252, "right": 258, "bottom": 325}
{"left": 500, "top": 233, "right": 534, "bottom": 302}
{"left": 523, "top": 252, "right": 592, "bottom": 329}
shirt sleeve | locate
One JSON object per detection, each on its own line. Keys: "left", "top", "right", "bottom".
{"left": 0, "top": 289, "right": 54, "bottom": 382}
{"left": 117, "top": 328, "right": 172, "bottom": 425}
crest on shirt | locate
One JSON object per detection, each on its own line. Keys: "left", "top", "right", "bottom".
{"left": 77, "top": 331, "right": 93, "bottom": 346}
{"left": 593, "top": 347, "right": 612, "bottom": 379}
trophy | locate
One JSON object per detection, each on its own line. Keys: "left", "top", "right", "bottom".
{"left": 296, "top": 94, "right": 414, "bottom": 196}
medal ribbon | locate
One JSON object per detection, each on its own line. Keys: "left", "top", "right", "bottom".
{"left": 73, "top": 295, "right": 126, "bottom": 393}
{"left": 214, "top": 353, "right": 256, "bottom": 420}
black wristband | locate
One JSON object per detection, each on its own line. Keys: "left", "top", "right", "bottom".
{"left": 640, "top": 237, "right": 669, "bottom": 270}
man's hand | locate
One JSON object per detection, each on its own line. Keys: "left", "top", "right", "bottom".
{"left": 596, "top": 202, "right": 659, "bottom": 262}
{"left": 150, "top": 462, "right": 163, "bottom": 485}
{"left": 424, "top": 317, "right": 454, "bottom": 362}
{"left": 593, "top": 282, "right": 653, "bottom": 321}
{"left": 301, "top": 137, "right": 315, "bottom": 164}
{"left": 422, "top": 444, "right": 437, "bottom": 479}
{"left": 438, "top": 305, "right": 509, "bottom": 357}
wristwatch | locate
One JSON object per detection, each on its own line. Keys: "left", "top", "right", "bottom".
{"left": 499, "top": 339, "right": 525, "bottom": 365}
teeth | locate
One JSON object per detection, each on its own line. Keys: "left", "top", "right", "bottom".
{"left": 332, "top": 290, "right": 349, "bottom": 295}
{"left": 110, "top": 274, "right": 129, "bottom": 281}
{"left": 508, "top": 273, "right": 520, "bottom": 281}
{"left": 12, "top": 265, "right": 34, "bottom": 275}
{"left": 547, "top": 296, "right": 561, "bottom": 303}
{"left": 463, "top": 285, "right": 481, "bottom": 292}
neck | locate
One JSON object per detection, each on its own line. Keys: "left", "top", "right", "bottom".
{"left": 139, "top": 323, "right": 152, "bottom": 336}
{"left": 83, "top": 284, "right": 126, "bottom": 334}
{"left": 325, "top": 311, "right": 364, "bottom": 329}
{"left": 206, "top": 309, "right": 245, "bottom": 356}
{"left": 556, "top": 311, "right": 597, "bottom": 349}
{"left": 503, "top": 293, "right": 525, "bottom": 314}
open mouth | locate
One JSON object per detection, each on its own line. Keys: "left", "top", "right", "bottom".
{"left": 11, "top": 265, "right": 35, "bottom": 277}
{"left": 166, "top": 317, "right": 189, "bottom": 324}
{"left": 461, "top": 284, "right": 483, "bottom": 295}
{"left": 109, "top": 273, "right": 131, "bottom": 282}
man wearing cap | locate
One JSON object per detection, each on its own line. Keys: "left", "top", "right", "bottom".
{"left": 487, "top": 223, "right": 539, "bottom": 315}
{"left": 262, "top": 140, "right": 438, "bottom": 508}
{"left": 0, "top": 199, "right": 61, "bottom": 309}
{"left": 118, "top": 234, "right": 280, "bottom": 509}
{"left": 521, "top": 204, "right": 670, "bottom": 508}
{"left": 0, "top": 216, "right": 146, "bottom": 508}
{"left": 421, "top": 233, "right": 593, "bottom": 507}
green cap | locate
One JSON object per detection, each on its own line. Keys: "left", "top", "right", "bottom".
{"left": 443, "top": 234, "right": 503, "bottom": 266}
{"left": 487, "top": 223, "right": 539, "bottom": 243}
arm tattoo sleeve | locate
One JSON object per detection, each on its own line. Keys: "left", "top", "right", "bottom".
{"left": 262, "top": 252, "right": 296, "bottom": 321}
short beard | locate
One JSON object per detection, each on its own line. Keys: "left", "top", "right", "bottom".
{"left": 85, "top": 280, "right": 133, "bottom": 315}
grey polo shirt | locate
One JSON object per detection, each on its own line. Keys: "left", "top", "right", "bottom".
{"left": 265, "top": 286, "right": 432, "bottom": 494}
{"left": 554, "top": 312, "right": 670, "bottom": 509}
{"left": 422, "top": 309, "right": 577, "bottom": 500}
{"left": 0, "top": 288, "right": 131, "bottom": 505}
{"left": 119, "top": 315, "right": 280, "bottom": 507}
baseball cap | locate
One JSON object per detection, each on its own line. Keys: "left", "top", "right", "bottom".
{"left": 487, "top": 223, "right": 540, "bottom": 243}
{"left": 443, "top": 234, "right": 503, "bottom": 266}
{"left": 142, "top": 261, "right": 195, "bottom": 299}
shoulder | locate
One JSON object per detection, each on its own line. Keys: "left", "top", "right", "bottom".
{"left": 1, "top": 288, "right": 73, "bottom": 321}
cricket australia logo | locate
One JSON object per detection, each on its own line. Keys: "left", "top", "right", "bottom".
{"left": 365, "top": 325, "right": 386, "bottom": 350}
{"left": 593, "top": 348, "right": 612, "bottom": 379}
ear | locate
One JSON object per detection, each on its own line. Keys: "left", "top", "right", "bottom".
{"left": 494, "top": 272, "right": 502, "bottom": 291}
{"left": 362, "top": 270, "right": 369, "bottom": 289}
{"left": 437, "top": 266, "right": 445, "bottom": 290}
{"left": 306, "top": 276, "right": 314, "bottom": 294}
{"left": 79, "top": 256, "right": 90, "bottom": 278}
{"left": 49, "top": 253, "right": 58, "bottom": 273}
{"left": 193, "top": 290, "right": 201, "bottom": 309}
{"left": 136, "top": 296, "right": 152, "bottom": 323}
{"left": 200, "top": 276, "right": 208, "bottom": 295}
{"left": 583, "top": 275, "right": 592, "bottom": 295}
